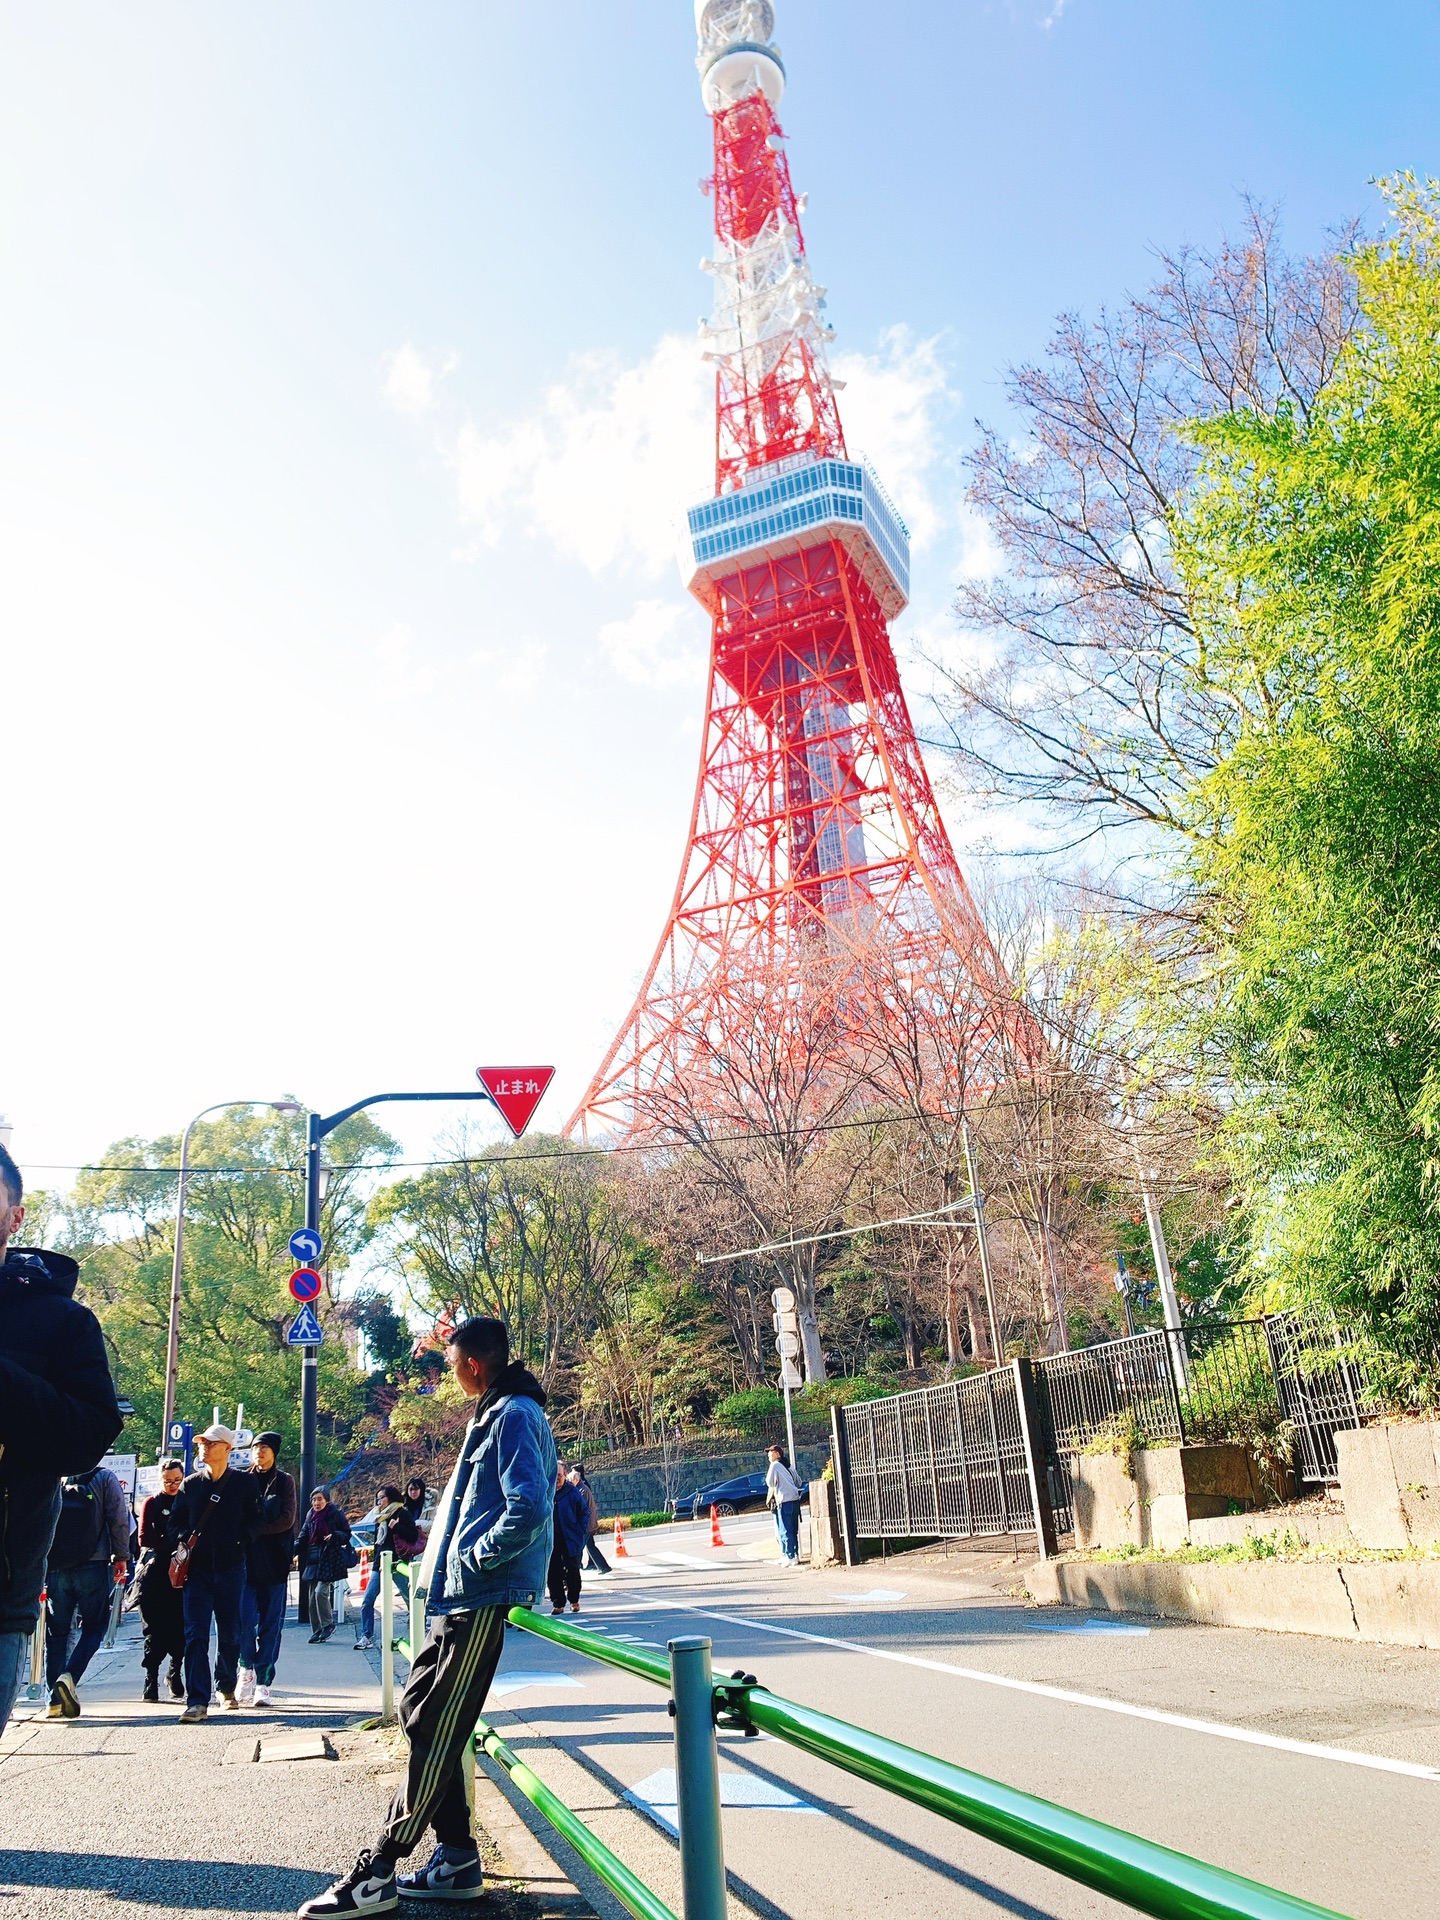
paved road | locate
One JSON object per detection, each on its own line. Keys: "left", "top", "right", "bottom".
{"left": 5, "top": 1521, "right": 1438, "bottom": 1919}
{"left": 479, "top": 1513, "right": 1440, "bottom": 1920}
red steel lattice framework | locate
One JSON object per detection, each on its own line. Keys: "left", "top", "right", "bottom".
{"left": 569, "top": 6, "right": 1014, "bottom": 1137}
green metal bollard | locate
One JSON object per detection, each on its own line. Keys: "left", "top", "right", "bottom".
{"left": 380, "top": 1550, "right": 395, "bottom": 1724}
{"left": 668, "top": 1636, "right": 727, "bottom": 1920}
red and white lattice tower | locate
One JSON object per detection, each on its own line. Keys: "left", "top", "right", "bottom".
{"left": 569, "top": 1, "right": 1011, "bottom": 1137}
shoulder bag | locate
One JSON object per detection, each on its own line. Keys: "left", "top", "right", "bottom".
{"left": 170, "top": 1483, "right": 222, "bottom": 1590}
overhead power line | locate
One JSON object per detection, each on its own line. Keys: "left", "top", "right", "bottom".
{"left": 696, "top": 1196, "right": 981, "bottom": 1265}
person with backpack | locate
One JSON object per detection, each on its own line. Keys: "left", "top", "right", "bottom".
{"left": 0, "top": 1144, "right": 123, "bottom": 1740}
{"left": 137, "top": 1458, "right": 187, "bottom": 1701}
{"left": 170, "top": 1422, "right": 264, "bottom": 1722}
{"left": 353, "top": 1485, "right": 419, "bottom": 1652}
{"left": 44, "top": 1460, "right": 130, "bottom": 1718}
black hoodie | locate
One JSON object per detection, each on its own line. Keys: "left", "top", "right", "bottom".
{"left": 0, "top": 1247, "right": 123, "bottom": 1634}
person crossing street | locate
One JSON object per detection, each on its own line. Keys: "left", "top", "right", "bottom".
{"left": 298, "top": 1316, "right": 555, "bottom": 1916}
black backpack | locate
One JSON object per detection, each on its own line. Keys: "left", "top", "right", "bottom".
{"left": 49, "top": 1471, "right": 108, "bottom": 1572}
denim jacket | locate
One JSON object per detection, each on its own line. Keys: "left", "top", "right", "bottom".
{"left": 416, "top": 1366, "right": 556, "bottom": 1615}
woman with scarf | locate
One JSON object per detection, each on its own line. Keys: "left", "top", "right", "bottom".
{"left": 298, "top": 1489, "right": 352, "bottom": 1643}
{"left": 353, "top": 1485, "right": 420, "bottom": 1652}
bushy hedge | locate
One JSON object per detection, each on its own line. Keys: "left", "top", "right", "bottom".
{"left": 713, "top": 1377, "right": 894, "bottom": 1437}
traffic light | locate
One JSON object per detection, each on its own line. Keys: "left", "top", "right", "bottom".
{"left": 772, "top": 1287, "right": 802, "bottom": 1389}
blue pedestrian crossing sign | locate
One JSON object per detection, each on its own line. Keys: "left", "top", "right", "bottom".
{"left": 289, "top": 1227, "right": 324, "bottom": 1264}
{"left": 286, "top": 1303, "right": 324, "bottom": 1346}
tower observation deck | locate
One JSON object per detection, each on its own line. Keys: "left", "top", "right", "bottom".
{"left": 568, "top": 0, "right": 1013, "bottom": 1137}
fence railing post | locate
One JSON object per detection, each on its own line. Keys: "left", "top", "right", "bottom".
{"left": 380, "top": 1549, "right": 395, "bottom": 1724}
{"left": 667, "top": 1636, "right": 727, "bottom": 1920}
{"left": 829, "top": 1405, "right": 860, "bottom": 1567}
{"left": 1012, "top": 1358, "right": 1059, "bottom": 1560}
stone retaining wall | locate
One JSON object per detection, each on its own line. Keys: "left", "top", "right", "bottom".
{"left": 1026, "top": 1555, "right": 1440, "bottom": 1648}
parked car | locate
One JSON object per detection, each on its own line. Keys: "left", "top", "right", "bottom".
{"left": 678, "top": 1469, "right": 807, "bottom": 1520}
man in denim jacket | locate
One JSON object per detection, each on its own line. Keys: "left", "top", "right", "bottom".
{"left": 301, "top": 1317, "right": 555, "bottom": 1917}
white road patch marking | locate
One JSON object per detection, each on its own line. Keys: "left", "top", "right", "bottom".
{"left": 649, "top": 1552, "right": 726, "bottom": 1569}
{"left": 489, "top": 1671, "right": 586, "bottom": 1698}
{"left": 643, "top": 1600, "right": 1440, "bottom": 1782}
{"left": 843, "top": 1589, "right": 907, "bottom": 1604}
{"left": 626, "top": 1767, "right": 821, "bottom": 1834}
{"left": 1033, "top": 1619, "right": 1151, "bottom": 1637}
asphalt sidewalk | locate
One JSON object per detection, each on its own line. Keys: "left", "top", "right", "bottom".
{"left": 0, "top": 1599, "right": 595, "bottom": 1920}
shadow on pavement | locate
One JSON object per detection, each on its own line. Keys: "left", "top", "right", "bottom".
{"left": 0, "top": 1852, "right": 331, "bottom": 1909}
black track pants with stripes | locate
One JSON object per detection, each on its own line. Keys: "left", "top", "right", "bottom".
{"left": 376, "top": 1605, "right": 508, "bottom": 1861}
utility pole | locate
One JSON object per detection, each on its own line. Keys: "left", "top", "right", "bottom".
{"left": 960, "top": 1120, "right": 1004, "bottom": 1364}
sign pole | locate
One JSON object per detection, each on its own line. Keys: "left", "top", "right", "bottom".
{"left": 782, "top": 1375, "right": 798, "bottom": 1478}
{"left": 300, "top": 1110, "right": 322, "bottom": 1510}
{"left": 293, "top": 1077, "right": 555, "bottom": 1510}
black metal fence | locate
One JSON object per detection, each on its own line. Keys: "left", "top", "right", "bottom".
{"left": 833, "top": 1311, "right": 1382, "bottom": 1556}
{"left": 1264, "top": 1311, "right": 1379, "bottom": 1486}
{"left": 837, "top": 1368, "right": 1038, "bottom": 1544}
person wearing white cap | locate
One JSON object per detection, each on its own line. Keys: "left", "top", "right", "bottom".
{"left": 170, "top": 1424, "right": 263, "bottom": 1722}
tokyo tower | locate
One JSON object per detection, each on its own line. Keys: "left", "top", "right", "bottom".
{"left": 569, "top": 0, "right": 1008, "bottom": 1137}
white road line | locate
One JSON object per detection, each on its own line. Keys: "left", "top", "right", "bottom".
{"left": 627, "top": 1598, "right": 1440, "bottom": 1783}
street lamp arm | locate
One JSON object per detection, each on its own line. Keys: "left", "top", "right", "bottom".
{"left": 296, "top": 1086, "right": 499, "bottom": 1510}
{"left": 314, "top": 1090, "right": 495, "bottom": 1140}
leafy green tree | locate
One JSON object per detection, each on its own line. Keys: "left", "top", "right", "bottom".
{"left": 1175, "top": 176, "right": 1440, "bottom": 1384}
{"left": 37, "top": 1107, "right": 396, "bottom": 1470}
{"left": 368, "top": 1133, "right": 637, "bottom": 1385}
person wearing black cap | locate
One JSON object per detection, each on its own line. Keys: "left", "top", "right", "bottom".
{"left": 237, "top": 1431, "right": 296, "bottom": 1709}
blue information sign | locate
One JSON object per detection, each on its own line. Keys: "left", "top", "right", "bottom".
{"left": 166, "top": 1419, "right": 194, "bottom": 1471}
{"left": 289, "top": 1227, "right": 324, "bottom": 1264}
{"left": 286, "top": 1303, "right": 324, "bottom": 1346}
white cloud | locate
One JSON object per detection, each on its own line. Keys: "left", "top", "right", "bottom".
{"left": 599, "top": 598, "right": 707, "bottom": 690}
{"left": 442, "top": 325, "right": 960, "bottom": 581}
{"left": 381, "top": 342, "right": 458, "bottom": 417}
{"left": 499, "top": 639, "right": 548, "bottom": 695}
{"left": 373, "top": 622, "right": 436, "bottom": 695}
{"left": 452, "top": 336, "right": 711, "bottom": 576}
{"left": 832, "top": 326, "right": 952, "bottom": 551}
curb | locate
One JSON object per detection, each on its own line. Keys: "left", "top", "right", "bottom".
{"left": 1026, "top": 1556, "right": 1440, "bottom": 1646}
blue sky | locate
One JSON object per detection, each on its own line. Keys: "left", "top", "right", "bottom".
{"left": 2, "top": 0, "right": 1434, "bottom": 1178}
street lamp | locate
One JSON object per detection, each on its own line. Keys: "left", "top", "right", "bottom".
{"left": 297, "top": 1091, "right": 495, "bottom": 1504}
{"left": 162, "top": 1098, "right": 304, "bottom": 1446}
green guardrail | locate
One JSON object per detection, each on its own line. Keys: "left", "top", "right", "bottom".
{"left": 503, "top": 1605, "right": 1352, "bottom": 1920}
{"left": 474, "top": 1713, "right": 680, "bottom": 1920}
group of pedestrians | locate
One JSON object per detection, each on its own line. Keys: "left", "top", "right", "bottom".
{"left": 0, "top": 1136, "right": 712, "bottom": 1916}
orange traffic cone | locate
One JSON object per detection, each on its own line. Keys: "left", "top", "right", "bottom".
{"left": 358, "top": 1546, "right": 371, "bottom": 1586}
{"left": 613, "top": 1517, "right": 628, "bottom": 1559}
{"left": 710, "top": 1504, "right": 726, "bottom": 1548}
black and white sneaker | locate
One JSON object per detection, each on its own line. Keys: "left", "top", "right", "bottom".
{"left": 298, "top": 1850, "right": 398, "bottom": 1916}
{"left": 397, "top": 1846, "right": 484, "bottom": 1901}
